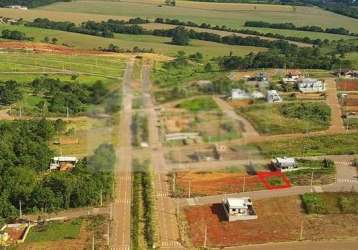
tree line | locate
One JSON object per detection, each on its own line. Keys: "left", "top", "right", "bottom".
{"left": 0, "top": 119, "right": 116, "bottom": 221}
{"left": 0, "top": 0, "right": 69, "bottom": 8}
{"left": 244, "top": 21, "right": 357, "bottom": 36}
{"left": 1, "top": 29, "right": 33, "bottom": 41}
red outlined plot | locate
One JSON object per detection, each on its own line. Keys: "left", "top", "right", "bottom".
{"left": 257, "top": 171, "right": 292, "bottom": 190}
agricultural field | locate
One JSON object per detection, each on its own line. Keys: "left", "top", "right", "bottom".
{"left": 337, "top": 79, "right": 358, "bottom": 91}
{"left": 238, "top": 102, "right": 331, "bottom": 135}
{"left": 252, "top": 132, "right": 358, "bottom": 157}
{"left": 0, "top": 23, "right": 266, "bottom": 58}
{"left": 183, "top": 194, "right": 358, "bottom": 248}
{"left": 38, "top": 0, "right": 358, "bottom": 33}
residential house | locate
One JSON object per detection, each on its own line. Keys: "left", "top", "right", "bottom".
{"left": 231, "top": 89, "right": 264, "bottom": 100}
{"left": 6, "top": 5, "right": 28, "bottom": 10}
{"left": 271, "top": 157, "right": 297, "bottom": 172}
{"left": 298, "top": 78, "right": 325, "bottom": 93}
{"left": 266, "top": 90, "right": 282, "bottom": 103}
{"left": 282, "top": 70, "right": 303, "bottom": 84}
{"left": 49, "top": 156, "right": 78, "bottom": 171}
{"left": 223, "top": 197, "right": 258, "bottom": 221}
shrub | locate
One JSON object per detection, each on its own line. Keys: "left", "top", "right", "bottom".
{"left": 301, "top": 193, "right": 327, "bottom": 214}
{"left": 338, "top": 196, "right": 358, "bottom": 214}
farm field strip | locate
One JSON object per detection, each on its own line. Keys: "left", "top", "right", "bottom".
{"left": 38, "top": 0, "right": 358, "bottom": 32}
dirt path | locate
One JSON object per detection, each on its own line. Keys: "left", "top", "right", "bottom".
{"left": 213, "top": 96, "right": 260, "bottom": 139}
{"left": 141, "top": 63, "right": 183, "bottom": 249}
{"left": 325, "top": 78, "right": 345, "bottom": 133}
{"left": 111, "top": 59, "right": 134, "bottom": 250}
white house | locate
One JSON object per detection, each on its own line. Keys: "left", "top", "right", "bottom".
{"left": 223, "top": 197, "right": 257, "bottom": 221}
{"left": 6, "top": 5, "right": 28, "bottom": 10}
{"left": 298, "top": 78, "right": 325, "bottom": 93}
{"left": 266, "top": 90, "right": 282, "bottom": 103}
{"left": 231, "top": 89, "right": 251, "bottom": 100}
{"left": 49, "top": 156, "right": 78, "bottom": 171}
{"left": 271, "top": 157, "right": 297, "bottom": 172}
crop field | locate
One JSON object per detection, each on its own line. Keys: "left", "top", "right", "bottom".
{"left": 337, "top": 79, "right": 358, "bottom": 91}
{"left": 0, "top": 23, "right": 265, "bottom": 58}
{"left": 184, "top": 195, "right": 358, "bottom": 248}
{"left": 39, "top": 0, "right": 358, "bottom": 33}
{"left": 0, "top": 50, "right": 125, "bottom": 85}
{"left": 238, "top": 102, "right": 331, "bottom": 135}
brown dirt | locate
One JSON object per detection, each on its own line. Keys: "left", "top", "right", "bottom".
{"left": 229, "top": 99, "right": 253, "bottom": 108}
{"left": 176, "top": 170, "right": 264, "bottom": 196}
{"left": 337, "top": 79, "right": 358, "bottom": 91}
{"left": 184, "top": 196, "right": 358, "bottom": 248}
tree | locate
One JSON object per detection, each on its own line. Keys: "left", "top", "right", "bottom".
{"left": 171, "top": 26, "right": 190, "bottom": 46}
{"left": 0, "top": 80, "right": 23, "bottom": 105}
{"left": 204, "top": 63, "right": 213, "bottom": 72}
{"left": 87, "top": 144, "right": 116, "bottom": 173}
{"left": 51, "top": 37, "right": 58, "bottom": 44}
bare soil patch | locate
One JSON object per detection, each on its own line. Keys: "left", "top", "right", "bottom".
{"left": 337, "top": 79, "right": 358, "bottom": 91}
{"left": 184, "top": 196, "right": 358, "bottom": 248}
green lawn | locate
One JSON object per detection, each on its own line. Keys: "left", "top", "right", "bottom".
{"left": 176, "top": 96, "right": 219, "bottom": 112}
{"left": 346, "top": 52, "right": 358, "bottom": 69}
{"left": 26, "top": 219, "right": 82, "bottom": 242}
{"left": 38, "top": 0, "right": 358, "bottom": 33}
{"left": 238, "top": 102, "right": 331, "bottom": 135}
{"left": 252, "top": 132, "right": 358, "bottom": 157}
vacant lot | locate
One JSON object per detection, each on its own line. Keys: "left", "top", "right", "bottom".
{"left": 238, "top": 102, "right": 331, "bottom": 134}
{"left": 39, "top": 0, "right": 358, "bottom": 33}
{"left": 174, "top": 168, "right": 264, "bottom": 196}
{"left": 176, "top": 97, "right": 219, "bottom": 112}
{"left": 252, "top": 132, "right": 358, "bottom": 157}
{"left": 184, "top": 195, "right": 358, "bottom": 248}
{"left": 337, "top": 79, "right": 358, "bottom": 91}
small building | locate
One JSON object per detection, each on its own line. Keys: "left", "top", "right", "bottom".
{"left": 223, "top": 197, "right": 257, "bottom": 222}
{"left": 6, "top": 5, "right": 28, "bottom": 10}
{"left": 231, "top": 89, "right": 251, "bottom": 100}
{"left": 298, "top": 78, "right": 325, "bottom": 93}
{"left": 282, "top": 70, "right": 303, "bottom": 84}
{"left": 271, "top": 157, "right": 297, "bottom": 172}
{"left": 266, "top": 90, "right": 282, "bottom": 103}
{"left": 336, "top": 69, "right": 358, "bottom": 79}
{"left": 49, "top": 156, "right": 78, "bottom": 171}
{"left": 251, "top": 91, "right": 265, "bottom": 99}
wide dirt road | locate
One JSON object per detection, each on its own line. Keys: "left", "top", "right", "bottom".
{"left": 111, "top": 59, "right": 134, "bottom": 250}
{"left": 141, "top": 63, "right": 183, "bottom": 249}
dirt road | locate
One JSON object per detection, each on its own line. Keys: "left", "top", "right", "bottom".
{"left": 213, "top": 96, "right": 260, "bottom": 139}
{"left": 141, "top": 63, "right": 183, "bottom": 249}
{"left": 325, "top": 78, "right": 345, "bottom": 133}
{"left": 111, "top": 59, "right": 134, "bottom": 250}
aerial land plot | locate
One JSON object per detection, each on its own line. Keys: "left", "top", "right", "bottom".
{"left": 183, "top": 194, "right": 358, "bottom": 248}
{"left": 337, "top": 79, "right": 358, "bottom": 91}
{"left": 238, "top": 102, "right": 331, "bottom": 135}
{"left": 38, "top": 0, "right": 358, "bottom": 33}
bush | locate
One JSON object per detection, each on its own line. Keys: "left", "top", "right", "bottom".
{"left": 279, "top": 102, "right": 331, "bottom": 124}
{"left": 301, "top": 193, "right": 327, "bottom": 214}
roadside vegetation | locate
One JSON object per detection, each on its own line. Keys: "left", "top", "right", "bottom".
{"left": 0, "top": 119, "right": 116, "bottom": 220}
{"left": 238, "top": 102, "right": 331, "bottom": 134}
{"left": 252, "top": 133, "right": 358, "bottom": 157}
{"left": 131, "top": 159, "right": 156, "bottom": 249}
{"left": 302, "top": 192, "right": 358, "bottom": 214}
{"left": 131, "top": 112, "right": 149, "bottom": 147}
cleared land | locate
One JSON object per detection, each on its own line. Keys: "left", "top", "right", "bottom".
{"left": 238, "top": 102, "right": 331, "bottom": 135}
{"left": 184, "top": 195, "right": 358, "bottom": 248}
{"left": 38, "top": 0, "right": 358, "bottom": 33}
{"left": 0, "top": 23, "right": 266, "bottom": 58}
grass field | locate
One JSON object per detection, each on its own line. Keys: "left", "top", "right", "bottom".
{"left": 238, "top": 102, "right": 331, "bottom": 135}
{"left": 0, "top": 50, "right": 125, "bottom": 85}
{"left": 346, "top": 52, "right": 358, "bottom": 69}
{"left": 0, "top": 23, "right": 266, "bottom": 58}
{"left": 252, "top": 132, "right": 358, "bottom": 157}
{"left": 27, "top": 219, "right": 82, "bottom": 242}
{"left": 38, "top": 0, "right": 358, "bottom": 33}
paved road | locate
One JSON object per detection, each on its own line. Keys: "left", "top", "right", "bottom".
{"left": 111, "top": 59, "right": 134, "bottom": 250}
{"left": 229, "top": 239, "right": 358, "bottom": 250}
{"left": 141, "top": 63, "right": 183, "bottom": 249}
{"left": 213, "top": 96, "right": 260, "bottom": 139}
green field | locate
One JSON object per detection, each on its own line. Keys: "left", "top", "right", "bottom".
{"left": 0, "top": 50, "right": 125, "bottom": 85}
{"left": 37, "top": 0, "right": 358, "bottom": 33}
{"left": 346, "top": 52, "right": 358, "bottom": 69}
{"left": 27, "top": 219, "right": 82, "bottom": 242}
{"left": 0, "top": 23, "right": 266, "bottom": 58}
{"left": 238, "top": 102, "right": 331, "bottom": 135}
{"left": 176, "top": 96, "right": 219, "bottom": 112}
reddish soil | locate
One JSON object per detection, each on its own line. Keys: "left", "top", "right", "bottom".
{"left": 176, "top": 171, "right": 264, "bottom": 196}
{"left": 5, "top": 226, "right": 26, "bottom": 241}
{"left": 184, "top": 196, "right": 302, "bottom": 247}
{"left": 337, "top": 79, "right": 358, "bottom": 91}
{"left": 184, "top": 196, "right": 358, "bottom": 248}
{"left": 0, "top": 41, "right": 111, "bottom": 55}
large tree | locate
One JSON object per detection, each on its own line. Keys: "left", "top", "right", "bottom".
{"left": 171, "top": 26, "right": 190, "bottom": 46}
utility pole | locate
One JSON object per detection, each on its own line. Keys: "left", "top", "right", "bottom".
{"left": 173, "top": 173, "right": 176, "bottom": 193}
{"left": 203, "top": 224, "right": 207, "bottom": 248}
{"left": 107, "top": 223, "right": 110, "bottom": 246}
{"left": 92, "top": 234, "right": 95, "bottom": 250}
{"left": 242, "top": 175, "right": 246, "bottom": 193}
{"left": 110, "top": 203, "right": 113, "bottom": 221}
{"left": 299, "top": 219, "right": 304, "bottom": 241}
{"left": 19, "top": 200, "right": 22, "bottom": 219}
{"left": 310, "top": 171, "right": 314, "bottom": 192}
{"left": 188, "top": 180, "right": 191, "bottom": 198}
{"left": 100, "top": 189, "right": 103, "bottom": 207}
{"left": 66, "top": 106, "right": 69, "bottom": 121}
